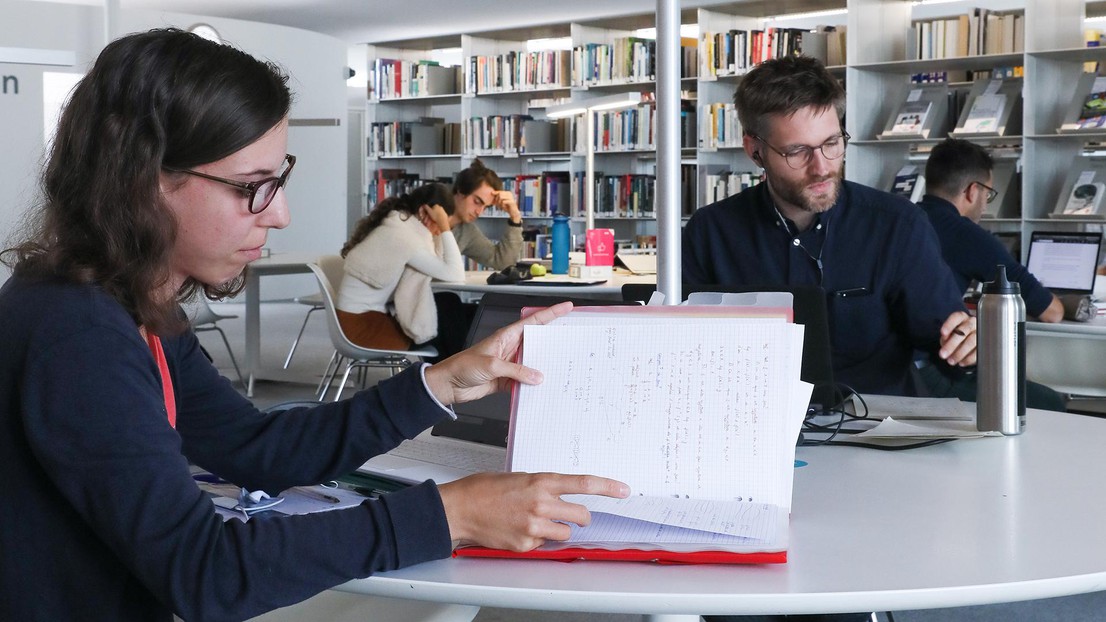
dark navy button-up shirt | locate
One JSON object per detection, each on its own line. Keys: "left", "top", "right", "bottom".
{"left": 917, "top": 194, "right": 1054, "bottom": 317}
{"left": 683, "top": 180, "right": 966, "bottom": 396}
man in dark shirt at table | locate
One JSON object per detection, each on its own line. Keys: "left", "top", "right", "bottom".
{"left": 682, "top": 55, "right": 977, "bottom": 401}
{"left": 916, "top": 138, "right": 1065, "bottom": 410}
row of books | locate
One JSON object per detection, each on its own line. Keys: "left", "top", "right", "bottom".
{"left": 910, "top": 8, "right": 1024, "bottom": 61}
{"left": 586, "top": 102, "right": 696, "bottom": 152}
{"left": 369, "top": 59, "right": 461, "bottom": 100}
{"left": 699, "top": 26, "right": 843, "bottom": 79}
{"left": 463, "top": 115, "right": 572, "bottom": 156}
{"left": 909, "top": 65, "right": 1023, "bottom": 84}
{"left": 465, "top": 49, "right": 571, "bottom": 94}
{"left": 699, "top": 102, "right": 741, "bottom": 149}
{"left": 570, "top": 37, "right": 698, "bottom": 86}
{"left": 500, "top": 172, "right": 572, "bottom": 218}
{"left": 366, "top": 169, "right": 447, "bottom": 208}
{"left": 368, "top": 119, "right": 462, "bottom": 157}
{"left": 703, "top": 171, "right": 762, "bottom": 205}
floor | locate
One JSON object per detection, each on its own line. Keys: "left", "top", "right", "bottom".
{"left": 197, "top": 300, "right": 1106, "bottom": 622}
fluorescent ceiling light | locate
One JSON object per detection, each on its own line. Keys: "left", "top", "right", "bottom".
{"left": 545, "top": 92, "right": 642, "bottom": 118}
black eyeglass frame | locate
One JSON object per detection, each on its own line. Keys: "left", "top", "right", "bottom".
{"left": 164, "top": 153, "right": 296, "bottom": 214}
{"left": 750, "top": 132, "right": 850, "bottom": 170}
{"left": 971, "top": 181, "right": 999, "bottom": 204}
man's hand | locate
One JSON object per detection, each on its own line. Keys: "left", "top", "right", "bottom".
{"left": 496, "top": 190, "right": 522, "bottom": 224}
{"left": 938, "top": 311, "right": 977, "bottom": 366}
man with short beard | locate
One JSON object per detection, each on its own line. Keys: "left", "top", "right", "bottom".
{"left": 683, "top": 55, "right": 976, "bottom": 398}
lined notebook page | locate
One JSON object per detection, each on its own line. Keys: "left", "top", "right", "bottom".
{"left": 510, "top": 321, "right": 806, "bottom": 508}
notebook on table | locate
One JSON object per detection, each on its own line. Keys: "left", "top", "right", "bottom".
{"left": 356, "top": 292, "right": 635, "bottom": 485}
{"left": 1024, "top": 231, "right": 1102, "bottom": 297}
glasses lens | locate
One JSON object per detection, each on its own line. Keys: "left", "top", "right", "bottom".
{"left": 785, "top": 148, "right": 813, "bottom": 169}
{"left": 821, "top": 137, "right": 846, "bottom": 160}
{"left": 251, "top": 179, "right": 279, "bottom": 214}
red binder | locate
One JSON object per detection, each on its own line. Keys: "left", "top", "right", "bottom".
{"left": 454, "top": 546, "right": 786, "bottom": 565}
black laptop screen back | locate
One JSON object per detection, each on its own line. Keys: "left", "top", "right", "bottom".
{"left": 432, "top": 293, "right": 636, "bottom": 447}
{"left": 622, "top": 283, "right": 837, "bottom": 407}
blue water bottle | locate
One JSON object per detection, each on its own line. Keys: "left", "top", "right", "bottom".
{"left": 551, "top": 213, "right": 570, "bottom": 275}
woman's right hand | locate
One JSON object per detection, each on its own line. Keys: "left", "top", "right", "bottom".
{"left": 419, "top": 204, "right": 451, "bottom": 234}
{"left": 437, "top": 472, "right": 630, "bottom": 551}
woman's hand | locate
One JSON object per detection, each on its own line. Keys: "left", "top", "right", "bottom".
{"left": 423, "top": 302, "right": 572, "bottom": 406}
{"left": 438, "top": 472, "right": 630, "bottom": 551}
{"left": 418, "top": 204, "right": 451, "bottom": 235}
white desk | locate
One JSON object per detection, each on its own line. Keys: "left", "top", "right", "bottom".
{"left": 336, "top": 411, "right": 1106, "bottom": 620}
{"left": 243, "top": 253, "right": 317, "bottom": 397}
{"left": 1027, "top": 316, "right": 1106, "bottom": 397}
{"left": 432, "top": 271, "right": 656, "bottom": 301}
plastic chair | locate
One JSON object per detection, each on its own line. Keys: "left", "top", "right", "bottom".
{"left": 282, "top": 291, "right": 323, "bottom": 369}
{"left": 309, "top": 255, "right": 437, "bottom": 401}
{"left": 190, "top": 298, "right": 246, "bottom": 388}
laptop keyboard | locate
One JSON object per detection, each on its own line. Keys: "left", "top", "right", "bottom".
{"left": 389, "top": 437, "right": 505, "bottom": 474}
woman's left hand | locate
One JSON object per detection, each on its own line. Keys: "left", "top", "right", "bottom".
{"left": 423, "top": 302, "right": 573, "bottom": 405}
{"left": 419, "top": 204, "right": 450, "bottom": 234}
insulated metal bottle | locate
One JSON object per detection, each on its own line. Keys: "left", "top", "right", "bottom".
{"left": 976, "top": 264, "right": 1026, "bottom": 434}
{"left": 551, "top": 214, "right": 570, "bottom": 274}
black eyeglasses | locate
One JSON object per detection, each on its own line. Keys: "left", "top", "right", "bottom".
{"left": 165, "top": 153, "right": 296, "bottom": 214}
{"left": 751, "top": 132, "right": 850, "bottom": 169}
{"left": 972, "top": 181, "right": 998, "bottom": 204}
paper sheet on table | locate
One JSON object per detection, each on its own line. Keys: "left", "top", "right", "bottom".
{"left": 857, "top": 416, "right": 1001, "bottom": 439}
{"left": 858, "top": 394, "right": 974, "bottom": 421}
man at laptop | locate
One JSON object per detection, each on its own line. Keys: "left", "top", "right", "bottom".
{"left": 916, "top": 138, "right": 1066, "bottom": 410}
{"left": 683, "top": 55, "right": 976, "bottom": 400}
{"left": 919, "top": 138, "right": 1063, "bottom": 322}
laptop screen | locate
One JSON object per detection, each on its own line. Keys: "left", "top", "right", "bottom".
{"left": 1025, "top": 231, "right": 1102, "bottom": 294}
{"left": 430, "top": 293, "right": 636, "bottom": 447}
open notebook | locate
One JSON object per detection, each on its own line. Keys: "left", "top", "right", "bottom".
{"left": 356, "top": 293, "right": 634, "bottom": 485}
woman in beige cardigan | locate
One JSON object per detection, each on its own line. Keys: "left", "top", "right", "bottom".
{"left": 336, "top": 183, "right": 464, "bottom": 351}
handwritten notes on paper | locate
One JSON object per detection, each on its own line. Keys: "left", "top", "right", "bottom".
{"left": 509, "top": 315, "right": 811, "bottom": 548}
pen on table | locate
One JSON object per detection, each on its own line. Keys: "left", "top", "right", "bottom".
{"left": 293, "top": 486, "right": 341, "bottom": 504}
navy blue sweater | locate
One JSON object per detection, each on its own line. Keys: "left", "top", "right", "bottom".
{"left": 918, "top": 194, "right": 1055, "bottom": 317}
{"left": 0, "top": 275, "right": 452, "bottom": 621}
{"left": 683, "top": 181, "right": 965, "bottom": 396}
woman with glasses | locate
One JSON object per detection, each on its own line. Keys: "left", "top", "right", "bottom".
{"left": 683, "top": 54, "right": 976, "bottom": 404}
{"left": 0, "top": 28, "right": 626, "bottom": 622}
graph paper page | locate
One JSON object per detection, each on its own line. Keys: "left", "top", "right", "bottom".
{"left": 510, "top": 321, "right": 806, "bottom": 515}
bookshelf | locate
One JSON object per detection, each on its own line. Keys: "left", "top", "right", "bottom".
{"left": 359, "top": 0, "right": 1106, "bottom": 267}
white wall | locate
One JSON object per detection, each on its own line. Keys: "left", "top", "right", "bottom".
{"left": 0, "top": 1, "right": 103, "bottom": 285}
{"left": 0, "top": 3, "right": 348, "bottom": 300}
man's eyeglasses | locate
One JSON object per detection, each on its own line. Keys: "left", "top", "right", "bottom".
{"left": 972, "top": 181, "right": 998, "bottom": 204}
{"left": 164, "top": 153, "right": 296, "bottom": 214}
{"left": 751, "top": 132, "right": 850, "bottom": 169}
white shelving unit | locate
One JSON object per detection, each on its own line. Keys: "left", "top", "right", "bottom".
{"left": 359, "top": 0, "right": 1106, "bottom": 264}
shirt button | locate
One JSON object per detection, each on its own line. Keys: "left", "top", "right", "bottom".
{"left": 815, "top": 223, "right": 822, "bottom": 230}
{"left": 792, "top": 239, "right": 800, "bottom": 246}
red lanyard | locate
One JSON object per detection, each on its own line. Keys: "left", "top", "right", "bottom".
{"left": 144, "top": 331, "right": 177, "bottom": 428}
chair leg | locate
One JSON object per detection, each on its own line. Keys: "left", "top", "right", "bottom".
{"left": 211, "top": 326, "right": 245, "bottom": 388}
{"left": 283, "top": 306, "right": 320, "bottom": 369}
{"left": 334, "top": 362, "right": 357, "bottom": 402}
{"left": 317, "top": 351, "right": 341, "bottom": 401}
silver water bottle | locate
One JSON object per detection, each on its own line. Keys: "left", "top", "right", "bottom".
{"left": 976, "top": 264, "right": 1026, "bottom": 434}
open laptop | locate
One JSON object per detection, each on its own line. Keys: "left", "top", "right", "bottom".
{"left": 357, "top": 292, "right": 634, "bottom": 485}
{"left": 621, "top": 283, "right": 837, "bottom": 408}
{"left": 1025, "top": 231, "right": 1103, "bottom": 296}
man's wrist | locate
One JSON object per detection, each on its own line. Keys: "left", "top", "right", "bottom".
{"left": 507, "top": 218, "right": 523, "bottom": 227}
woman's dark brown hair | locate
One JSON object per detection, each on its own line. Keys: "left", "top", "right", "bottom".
{"left": 1, "top": 28, "right": 291, "bottom": 334}
{"left": 340, "top": 183, "right": 455, "bottom": 258}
